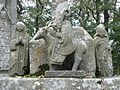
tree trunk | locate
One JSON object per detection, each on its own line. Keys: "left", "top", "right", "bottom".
{"left": 103, "top": 0, "right": 110, "bottom": 31}
{"left": 95, "top": 0, "right": 100, "bottom": 25}
{"left": 35, "top": 0, "right": 39, "bottom": 32}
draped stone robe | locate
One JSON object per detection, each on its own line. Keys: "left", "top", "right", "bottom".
{"left": 50, "top": 20, "right": 75, "bottom": 65}
{"left": 94, "top": 24, "right": 113, "bottom": 77}
{"left": 9, "top": 29, "right": 29, "bottom": 76}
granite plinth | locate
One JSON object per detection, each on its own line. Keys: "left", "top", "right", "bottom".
{"left": 45, "top": 70, "right": 89, "bottom": 78}
{"left": 0, "top": 77, "right": 120, "bottom": 89}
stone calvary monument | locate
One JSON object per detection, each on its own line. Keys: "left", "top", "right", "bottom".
{"left": 0, "top": 0, "right": 112, "bottom": 78}
{"left": 0, "top": 0, "right": 116, "bottom": 90}
{"left": 30, "top": 0, "right": 112, "bottom": 78}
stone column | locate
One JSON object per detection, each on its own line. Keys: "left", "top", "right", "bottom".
{"left": 0, "top": 0, "right": 17, "bottom": 76}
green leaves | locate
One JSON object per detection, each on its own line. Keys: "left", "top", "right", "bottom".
{"left": 18, "top": 0, "right": 51, "bottom": 36}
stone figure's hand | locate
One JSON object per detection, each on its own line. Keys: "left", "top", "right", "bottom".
{"left": 18, "top": 38, "right": 23, "bottom": 43}
{"left": 58, "top": 39, "right": 64, "bottom": 44}
{"left": 16, "top": 38, "right": 24, "bottom": 45}
{"left": 12, "top": 39, "right": 17, "bottom": 43}
{"left": 56, "top": 32, "right": 62, "bottom": 38}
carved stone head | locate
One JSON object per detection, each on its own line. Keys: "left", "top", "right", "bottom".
{"left": 16, "top": 22, "right": 26, "bottom": 32}
{"left": 52, "top": 1, "right": 69, "bottom": 30}
{"left": 95, "top": 24, "right": 108, "bottom": 37}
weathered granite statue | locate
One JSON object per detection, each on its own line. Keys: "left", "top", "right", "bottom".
{"left": 50, "top": 7, "right": 88, "bottom": 71}
{"left": 29, "top": 38, "right": 48, "bottom": 74}
{"left": 94, "top": 24, "right": 113, "bottom": 77}
{"left": 9, "top": 22, "right": 29, "bottom": 76}
{"left": 73, "top": 26, "right": 96, "bottom": 77}
{"left": 30, "top": 1, "right": 96, "bottom": 77}
{"left": 31, "top": 3, "right": 86, "bottom": 71}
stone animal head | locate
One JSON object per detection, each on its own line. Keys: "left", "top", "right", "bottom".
{"left": 30, "top": 27, "right": 48, "bottom": 43}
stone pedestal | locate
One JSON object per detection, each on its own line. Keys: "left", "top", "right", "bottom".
{"left": 0, "top": 77, "right": 101, "bottom": 90}
{"left": 45, "top": 71, "right": 88, "bottom": 78}
{"left": 0, "top": 77, "right": 119, "bottom": 90}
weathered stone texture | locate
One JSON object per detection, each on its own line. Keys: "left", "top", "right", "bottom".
{"left": 45, "top": 71, "right": 87, "bottom": 78}
{"left": 0, "top": 77, "right": 120, "bottom": 90}
{"left": 102, "top": 77, "right": 120, "bottom": 90}
{"left": 30, "top": 39, "right": 48, "bottom": 74}
{"left": 0, "top": 77, "right": 101, "bottom": 90}
{"left": 0, "top": 77, "right": 39, "bottom": 90}
{"left": 0, "top": 30, "right": 10, "bottom": 69}
{"left": 0, "top": 0, "right": 17, "bottom": 74}
{"left": 41, "top": 78, "right": 101, "bottom": 90}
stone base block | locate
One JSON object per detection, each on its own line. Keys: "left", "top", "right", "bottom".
{"left": 0, "top": 77, "right": 119, "bottom": 90}
{"left": 45, "top": 70, "right": 87, "bottom": 78}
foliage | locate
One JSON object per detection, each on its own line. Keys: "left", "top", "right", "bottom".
{"left": 18, "top": 0, "right": 52, "bottom": 36}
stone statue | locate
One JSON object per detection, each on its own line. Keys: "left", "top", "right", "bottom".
{"left": 94, "top": 24, "right": 113, "bottom": 77}
{"left": 9, "top": 22, "right": 29, "bottom": 76}
{"left": 73, "top": 26, "right": 96, "bottom": 77}
{"left": 50, "top": 1, "right": 96, "bottom": 77}
{"left": 50, "top": 10, "right": 75, "bottom": 68}
{"left": 30, "top": 1, "right": 96, "bottom": 78}
{"left": 31, "top": 7, "right": 85, "bottom": 69}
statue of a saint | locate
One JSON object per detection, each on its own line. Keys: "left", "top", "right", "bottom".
{"left": 94, "top": 24, "right": 113, "bottom": 77}
{"left": 9, "top": 22, "right": 29, "bottom": 76}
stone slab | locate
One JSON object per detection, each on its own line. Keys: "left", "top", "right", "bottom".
{"left": 0, "top": 77, "right": 120, "bottom": 90}
{"left": 0, "top": 77, "right": 101, "bottom": 90}
{"left": 0, "top": 69, "right": 9, "bottom": 77}
{"left": 102, "top": 77, "right": 120, "bottom": 90}
{"left": 45, "top": 71, "right": 89, "bottom": 78}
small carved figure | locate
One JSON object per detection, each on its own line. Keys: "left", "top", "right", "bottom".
{"left": 9, "top": 22, "right": 29, "bottom": 76}
{"left": 50, "top": 18, "right": 76, "bottom": 70}
{"left": 94, "top": 24, "right": 113, "bottom": 77}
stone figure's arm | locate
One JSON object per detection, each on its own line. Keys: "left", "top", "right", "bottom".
{"left": 13, "top": 37, "right": 25, "bottom": 46}
{"left": 10, "top": 39, "right": 17, "bottom": 51}
{"left": 47, "top": 29, "right": 56, "bottom": 40}
{"left": 59, "top": 37, "right": 66, "bottom": 44}
{"left": 56, "top": 32, "right": 66, "bottom": 44}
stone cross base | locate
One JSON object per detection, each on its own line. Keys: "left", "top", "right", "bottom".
{"left": 0, "top": 77, "right": 120, "bottom": 89}
{"left": 45, "top": 70, "right": 90, "bottom": 78}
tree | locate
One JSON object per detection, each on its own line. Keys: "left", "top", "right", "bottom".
{"left": 17, "top": 0, "right": 51, "bottom": 36}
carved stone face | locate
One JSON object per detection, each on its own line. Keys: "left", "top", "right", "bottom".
{"left": 52, "top": 12, "right": 63, "bottom": 28}
{"left": 95, "top": 24, "right": 107, "bottom": 37}
{"left": 16, "top": 22, "right": 25, "bottom": 32}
